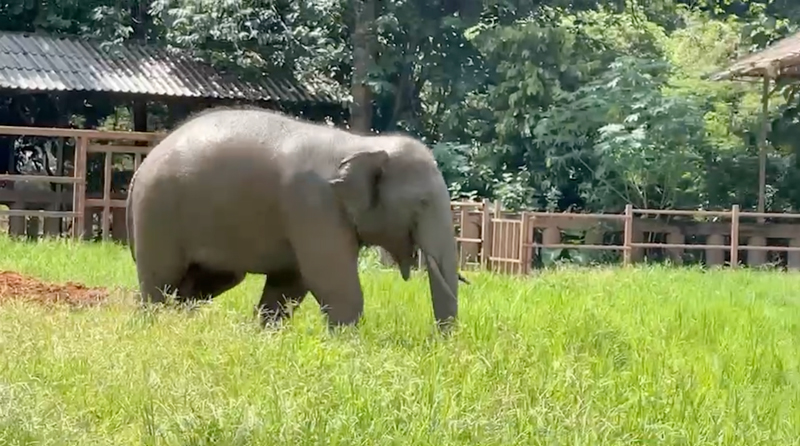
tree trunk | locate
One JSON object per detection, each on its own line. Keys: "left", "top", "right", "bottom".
{"left": 350, "top": 0, "right": 375, "bottom": 134}
{"left": 352, "top": 0, "right": 395, "bottom": 266}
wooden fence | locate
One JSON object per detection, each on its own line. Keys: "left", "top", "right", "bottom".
{"left": 451, "top": 200, "right": 800, "bottom": 272}
{"left": 0, "top": 125, "right": 161, "bottom": 240}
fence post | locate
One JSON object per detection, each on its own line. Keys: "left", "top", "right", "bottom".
{"left": 518, "top": 211, "right": 528, "bottom": 275}
{"left": 71, "top": 136, "right": 88, "bottom": 240}
{"left": 459, "top": 205, "right": 468, "bottom": 266}
{"left": 480, "top": 199, "right": 492, "bottom": 270}
{"left": 493, "top": 201, "right": 502, "bottom": 273}
{"left": 730, "top": 204, "right": 740, "bottom": 268}
{"left": 101, "top": 149, "right": 113, "bottom": 240}
{"left": 623, "top": 204, "right": 633, "bottom": 266}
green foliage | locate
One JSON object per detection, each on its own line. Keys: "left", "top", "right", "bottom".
{"left": 6, "top": 0, "right": 800, "bottom": 212}
{"left": 425, "top": 1, "right": 800, "bottom": 212}
{"left": 537, "top": 56, "right": 708, "bottom": 210}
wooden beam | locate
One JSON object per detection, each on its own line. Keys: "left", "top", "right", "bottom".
{"left": 87, "top": 145, "right": 152, "bottom": 154}
{"left": 0, "top": 209, "right": 79, "bottom": 218}
{"left": 85, "top": 198, "right": 126, "bottom": 208}
{"left": 0, "top": 174, "right": 83, "bottom": 184}
{"left": 0, "top": 125, "right": 163, "bottom": 141}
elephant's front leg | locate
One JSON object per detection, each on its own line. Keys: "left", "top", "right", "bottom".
{"left": 255, "top": 270, "right": 308, "bottom": 326}
{"left": 281, "top": 178, "right": 365, "bottom": 328}
{"left": 292, "top": 239, "right": 364, "bottom": 327}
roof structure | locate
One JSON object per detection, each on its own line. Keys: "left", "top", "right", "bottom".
{"left": 711, "top": 30, "right": 800, "bottom": 81}
{"left": 0, "top": 31, "right": 340, "bottom": 104}
{"left": 709, "top": 30, "right": 800, "bottom": 216}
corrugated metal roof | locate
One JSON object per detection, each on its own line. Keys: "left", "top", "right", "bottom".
{"left": 711, "top": 30, "right": 800, "bottom": 81}
{"left": 0, "top": 31, "right": 341, "bottom": 104}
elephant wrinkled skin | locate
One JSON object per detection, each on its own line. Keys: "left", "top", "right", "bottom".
{"left": 126, "top": 106, "right": 460, "bottom": 330}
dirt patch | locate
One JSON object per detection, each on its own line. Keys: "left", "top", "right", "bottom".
{"left": 0, "top": 271, "right": 110, "bottom": 307}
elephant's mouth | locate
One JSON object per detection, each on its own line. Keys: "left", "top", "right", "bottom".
{"left": 381, "top": 231, "right": 466, "bottom": 286}
{"left": 397, "top": 256, "right": 414, "bottom": 281}
{"left": 385, "top": 247, "right": 414, "bottom": 281}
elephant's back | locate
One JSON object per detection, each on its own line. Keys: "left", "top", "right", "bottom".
{"left": 131, "top": 108, "right": 308, "bottom": 273}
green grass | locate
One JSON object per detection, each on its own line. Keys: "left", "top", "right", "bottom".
{"left": 1, "top": 236, "right": 800, "bottom": 445}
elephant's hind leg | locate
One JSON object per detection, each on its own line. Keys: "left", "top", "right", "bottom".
{"left": 135, "top": 249, "right": 186, "bottom": 305}
{"left": 132, "top": 211, "right": 188, "bottom": 305}
{"left": 256, "top": 270, "right": 308, "bottom": 326}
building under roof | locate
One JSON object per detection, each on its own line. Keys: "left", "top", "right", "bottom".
{"left": 711, "top": 30, "right": 800, "bottom": 216}
{"left": 0, "top": 31, "right": 342, "bottom": 105}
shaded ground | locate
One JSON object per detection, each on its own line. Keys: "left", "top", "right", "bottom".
{"left": 0, "top": 270, "right": 109, "bottom": 306}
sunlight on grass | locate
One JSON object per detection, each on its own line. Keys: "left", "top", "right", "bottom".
{"left": 1, "top": 235, "right": 800, "bottom": 444}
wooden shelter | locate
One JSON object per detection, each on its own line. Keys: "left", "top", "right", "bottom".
{"left": 711, "top": 30, "right": 800, "bottom": 216}
{"left": 0, "top": 31, "right": 346, "bottom": 240}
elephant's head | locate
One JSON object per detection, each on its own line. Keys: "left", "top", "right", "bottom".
{"left": 329, "top": 134, "right": 459, "bottom": 330}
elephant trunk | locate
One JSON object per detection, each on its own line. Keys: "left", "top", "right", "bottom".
{"left": 416, "top": 190, "right": 459, "bottom": 331}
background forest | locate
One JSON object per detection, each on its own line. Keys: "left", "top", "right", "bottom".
{"left": 2, "top": 0, "right": 800, "bottom": 214}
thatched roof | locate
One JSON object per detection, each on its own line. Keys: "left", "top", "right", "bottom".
{"left": 711, "top": 31, "right": 800, "bottom": 81}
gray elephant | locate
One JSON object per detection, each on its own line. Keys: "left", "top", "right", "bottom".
{"left": 126, "top": 106, "right": 460, "bottom": 330}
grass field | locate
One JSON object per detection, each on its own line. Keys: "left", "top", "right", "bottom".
{"left": 1, "top": 236, "right": 800, "bottom": 445}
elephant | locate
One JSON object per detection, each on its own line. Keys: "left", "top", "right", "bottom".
{"left": 126, "top": 106, "right": 461, "bottom": 331}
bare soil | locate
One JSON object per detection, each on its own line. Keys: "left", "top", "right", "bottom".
{"left": 0, "top": 270, "right": 110, "bottom": 307}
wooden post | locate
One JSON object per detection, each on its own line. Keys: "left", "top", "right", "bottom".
{"left": 493, "top": 201, "right": 502, "bottom": 272}
{"left": 730, "top": 204, "right": 740, "bottom": 268}
{"left": 461, "top": 206, "right": 481, "bottom": 266}
{"left": 44, "top": 136, "right": 65, "bottom": 236}
{"left": 101, "top": 150, "right": 112, "bottom": 240}
{"left": 757, "top": 74, "right": 772, "bottom": 221}
{"left": 528, "top": 216, "right": 537, "bottom": 267}
{"left": 623, "top": 204, "right": 633, "bottom": 266}
{"left": 459, "top": 205, "right": 468, "bottom": 266}
{"left": 112, "top": 207, "right": 127, "bottom": 241}
{"left": 518, "top": 212, "right": 528, "bottom": 274}
{"left": 84, "top": 207, "right": 95, "bottom": 239}
{"left": 480, "top": 199, "right": 492, "bottom": 270}
{"left": 71, "top": 136, "right": 87, "bottom": 240}
{"left": 8, "top": 201, "right": 25, "bottom": 237}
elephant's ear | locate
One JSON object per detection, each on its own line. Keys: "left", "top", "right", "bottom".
{"left": 329, "top": 150, "right": 389, "bottom": 219}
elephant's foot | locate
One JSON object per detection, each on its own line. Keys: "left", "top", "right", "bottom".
{"left": 137, "top": 271, "right": 180, "bottom": 305}
{"left": 256, "top": 270, "right": 308, "bottom": 327}
{"left": 318, "top": 300, "right": 363, "bottom": 329}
